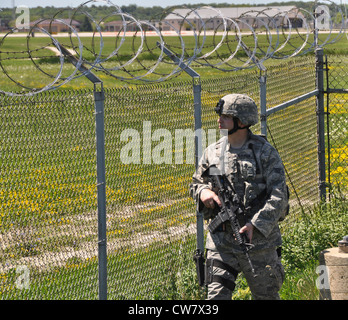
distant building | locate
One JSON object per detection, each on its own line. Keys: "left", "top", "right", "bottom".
{"left": 163, "top": 6, "right": 304, "bottom": 31}
{"left": 29, "top": 19, "right": 80, "bottom": 33}
{"left": 104, "top": 20, "right": 139, "bottom": 32}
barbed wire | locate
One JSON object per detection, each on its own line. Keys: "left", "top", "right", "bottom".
{"left": 0, "top": 0, "right": 346, "bottom": 96}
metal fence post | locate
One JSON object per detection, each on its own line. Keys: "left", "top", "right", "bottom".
{"left": 94, "top": 83, "right": 107, "bottom": 300}
{"left": 242, "top": 42, "right": 268, "bottom": 137}
{"left": 315, "top": 47, "right": 327, "bottom": 201}
{"left": 193, "top": 76, "right": 204, "bottom": 255}
{"left": 259, "top": 70, "right": 267, "bottom": 137}
{"left": 59, "top": 44, "right": 108, "bottom": 299}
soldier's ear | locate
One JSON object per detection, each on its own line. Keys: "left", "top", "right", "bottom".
{"left": 237, "top": 119, "right": 247, "bottom": 128}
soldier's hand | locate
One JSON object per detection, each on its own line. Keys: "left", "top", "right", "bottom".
{"left": 240, "top": 222, "right": 254, "bottom": 243}
{"left": 200, "top": 189, "right": 221, "bottom": 209}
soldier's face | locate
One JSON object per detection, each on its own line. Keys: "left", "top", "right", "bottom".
{"left": 218, "top": 114, "right": 234, "bottom": 130}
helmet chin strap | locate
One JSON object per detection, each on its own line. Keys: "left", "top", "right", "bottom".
{"left": 228, "top": 118, "right": 249, "bottom": 135}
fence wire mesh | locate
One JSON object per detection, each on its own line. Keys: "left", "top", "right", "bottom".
{"left": 0, "top": 91, "right": 98, "bottom": 299}
{"left": 104, "top": 83, "right": 197, "bottom": 299}
{"left": 326, "top": 55, "right": 348, "bottom": 195}
{"left": 0, "top": 53, "right": 346, "bottom": 299}
{"left": 265, "top": 57, "right": 318, "bottom": 210}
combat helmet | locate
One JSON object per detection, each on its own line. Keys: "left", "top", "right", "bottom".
{"left": 215, "top": 93, "right": 259, "bottom": 127}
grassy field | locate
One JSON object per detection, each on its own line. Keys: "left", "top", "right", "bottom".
{"left": 0, "top": 32, "right": 347, "bottom": 299}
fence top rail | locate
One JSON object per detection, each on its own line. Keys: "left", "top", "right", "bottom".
{"left": 327, "top": 88, "right": 348, "bottom": 94}
{"left": 266, "top": 89, "right": 319, "bottom": 116}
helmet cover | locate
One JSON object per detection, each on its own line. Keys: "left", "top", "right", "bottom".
{"left": 215, "top": 93, "right": 259, "bottom": 126}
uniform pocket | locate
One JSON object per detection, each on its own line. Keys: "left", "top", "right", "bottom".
{"left": 267, "top": 259, "right": 285, "bottom": 291}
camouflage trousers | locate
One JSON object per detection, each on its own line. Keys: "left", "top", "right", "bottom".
{"left": 206, "top": 246, "right": 284, "bottom": 300}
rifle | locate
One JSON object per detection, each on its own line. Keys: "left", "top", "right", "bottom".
{"left": 207, "top": 166, "right": 256, "bottom": 276}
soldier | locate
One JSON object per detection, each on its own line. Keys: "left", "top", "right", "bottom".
{"left": 190, "top": 93, "right": 289, "bottom": 300}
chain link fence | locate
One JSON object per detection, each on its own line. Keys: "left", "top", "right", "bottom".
{"left": 105, "top": 83, "right": 196, "bottom": 299}
{"left": 0, "top": 52, "right": 346, "bottom": 299}
{"left": 1, "top": 90, "right": 98, "bottom": 298}
{"left": 326, "top": 55, "right": 348, "bottom": 195}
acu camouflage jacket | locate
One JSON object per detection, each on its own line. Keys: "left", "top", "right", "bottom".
{"left": 190, "top": 131, "right": 289, "bottom": 250}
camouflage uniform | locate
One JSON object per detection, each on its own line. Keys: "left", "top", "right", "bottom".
{"left": 190, "top": 94, "right": 288, "bottom": 300}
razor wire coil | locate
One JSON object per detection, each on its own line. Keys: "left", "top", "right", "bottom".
{"left": 0, "top": 0, "right": 346, "bottom": 95}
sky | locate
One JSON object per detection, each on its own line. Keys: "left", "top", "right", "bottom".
{"left": 2, "top": 0, "right": 343, "bottom": 9}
